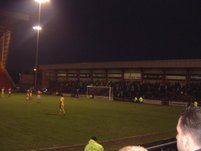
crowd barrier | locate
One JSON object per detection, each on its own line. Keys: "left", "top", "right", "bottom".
{"left": 168, "top": 101, "right": 187, "bottom": 107}
{"left": 143, "top": 138, "right": 177, "bottom": 151}
{"left": 144, "top": 99, "right": 187, "bottom": 107}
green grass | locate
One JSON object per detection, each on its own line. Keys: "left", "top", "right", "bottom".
{"left": 0, "top": 94, "right": 183, "bottom": 151}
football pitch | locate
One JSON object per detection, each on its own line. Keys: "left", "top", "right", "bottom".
{"left": 0, "top": 93, "right": 183, "bottom": 151}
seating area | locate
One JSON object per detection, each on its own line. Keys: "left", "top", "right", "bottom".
{"left": 47, "top": 80, "right": 200, "bottom": 103}
{"left": 112, "top": 81, "right": 197, "bottom": 102}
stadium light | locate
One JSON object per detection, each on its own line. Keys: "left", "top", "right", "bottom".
{"left": 33, "top": 0, "right": 50, "bottom": 89}
{"left": 33, "top": 25, "right": 42, "bottom": 31}
{"left": 35, "top": 0, "right": 50, "bottom": 4}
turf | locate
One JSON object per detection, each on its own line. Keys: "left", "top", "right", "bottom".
{"left": 0, "top": 93, "right": 183, "bottom": 151}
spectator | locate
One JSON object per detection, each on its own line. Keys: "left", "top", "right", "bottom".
{"left": 139, "top": 96, "right": 144, "bottom": 103}
{"left": 134, "top": 96, "right": 138, "bottom": 103}
{"left": 194, "top": 100, "right": 198, "bottom": 107}
{"left": 119, "top": 146, "right": 147, "bottom": 151}
{"left": 176, "top": 106, "right": 201, "bottom": 151}
{"left": 84, "top": 136, "right": 104, "bottom": 151}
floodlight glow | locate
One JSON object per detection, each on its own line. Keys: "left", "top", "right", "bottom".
{"left": 34, "top": 0, "right": 50, "bottom": 3}
{"left": 33, "top": 25, "right": 42, "bottom": 31}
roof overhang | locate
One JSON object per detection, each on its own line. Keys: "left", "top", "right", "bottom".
{"left": 39, "top": 59, "right": 201, "bottom": 70}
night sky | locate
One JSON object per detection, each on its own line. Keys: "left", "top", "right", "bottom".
{"left": 1, "top": 0, "right": 201, "bottom": 73}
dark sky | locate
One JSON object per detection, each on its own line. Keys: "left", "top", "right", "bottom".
{"left": 1, "top": 0, "right": 201, "bottom": 73}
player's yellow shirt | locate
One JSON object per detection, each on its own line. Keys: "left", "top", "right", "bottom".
{"left": 60, "top": 97, "right": 64, "bottom": 107}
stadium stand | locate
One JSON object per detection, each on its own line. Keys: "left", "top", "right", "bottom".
{"left": 0, "top": 10, "right": 29, "bottom": 88}
{"left": 46, "top": 80, "right": 200, "bottom": 105}
{"left": 39, "top": 59, "right": 201, "bottom": 105}
{"left": 0, "top": 64, "right": 15, "bottom": 88}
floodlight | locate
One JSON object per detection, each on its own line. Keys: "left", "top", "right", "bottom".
{"left": 34, "top": 0, "right": 50, "bottom": 4}
{"left": 33, "top": 25, "right": 42, "bottom": 31}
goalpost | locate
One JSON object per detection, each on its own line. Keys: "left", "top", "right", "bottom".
{"left": 86, "top": 85, "right": 113, "bottom": 100}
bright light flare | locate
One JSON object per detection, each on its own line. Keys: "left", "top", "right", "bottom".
{"left": 33, "top": 25, "right": 42, "bottom": 31}
{"left": 34, "top": 0, "right": 50, "bottom": 3}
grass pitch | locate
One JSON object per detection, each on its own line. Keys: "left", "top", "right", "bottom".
{"left": 0, "top": 94, "right": 183, "bottom": 151}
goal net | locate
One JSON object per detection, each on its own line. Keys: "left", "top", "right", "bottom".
{"left": 86, "top": 85, "right": 113, "bottom": 100}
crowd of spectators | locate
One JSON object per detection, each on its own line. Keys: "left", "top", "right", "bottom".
{"left": 112, "top": 81, "right": 200, "bottom": 102}
{"left": 48, "top": 80, "right": 201, "bottom": 102}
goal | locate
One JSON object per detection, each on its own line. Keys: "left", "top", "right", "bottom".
{"left": 86, "top": 85, "right": 113, "bottom": 100}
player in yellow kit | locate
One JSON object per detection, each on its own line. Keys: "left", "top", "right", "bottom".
{"left": 58, "top": 95, "right": 66, "bottom": 115}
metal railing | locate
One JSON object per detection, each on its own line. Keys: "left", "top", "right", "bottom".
{"left": 144, "top": 138, "right": 177, "bottom": 151}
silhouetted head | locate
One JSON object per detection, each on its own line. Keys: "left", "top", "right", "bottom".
{"left": 91, "top": 136, "right": 97, "bottom": 141}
